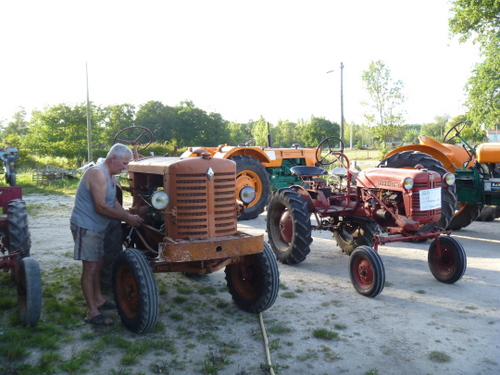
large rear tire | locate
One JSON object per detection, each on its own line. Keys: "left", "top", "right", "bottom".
{"left": 428, "top": 236, "right": 466, "bottom": 284}
{"left": 449, "top": 204, "right": 482, "bottom": 230}
{"left": 378, "top": 151, "right": 456, "bottom": 231}
{"left": 225, "top": 243, "right": 279, "bottom": 313}
{"left": 348, "top": 246, "right": 385, "bottom": 298}
{"left": 476, "top": 205, "right": 500, "bottom": 221}
{"left": 17, "top": 257, "right": 42, "bottom": 326}
{"left": 113, "top": 249, "right": 159, "bottom": 333}
{"left": 333, "top": 219, "right": 379, "bottom": 255}
{"left": 266, "top": 188, "right": 312, "bottom": 264}
{"left": 8, "top": 199, "right": 31, "bottom": 258}
{"left": 231, "top": 155, "right": 271, "bottom": 221}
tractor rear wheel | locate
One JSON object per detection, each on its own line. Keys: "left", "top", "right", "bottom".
{"left": 378, "top": 151, "right": 456, "bottom": 231}
{"left": 113, "top": 249, "right": 159, "bottom": 333}
{"left": 428, "top": 236, "right": 466, "bottom": 284}
{"left": 266, "top": 188, "right": 312, "bottom": 264}
{"left": 348, "top": 246, "right": 385, "bottom": 298}
{"left": 449, "top": 204, "right": 483, "bottom": 230}
{"left": 225, "top": 243, "right": 279, "bottom": 313}
{"left": 231, "top": 155, "right": 271, "bottom": 221}
{"left": 17, "top": 257, "right": 42, "bottom": 326}
{"left": 476, "top": 205, "right": 500, "bottom": 221}
{"left": 8, "top": 199, "right": 31, "bottom": 258}
{"left": 333, "top": 219, "right": 379, "bottom": 255}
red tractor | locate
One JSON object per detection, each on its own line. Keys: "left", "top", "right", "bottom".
{"left": 0, "top": 187, "right": 41, "bottom": 326}
{"left": 267, "top": 137, "right": 466, "bottom": 297}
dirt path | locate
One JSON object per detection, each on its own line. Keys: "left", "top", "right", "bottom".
{"left": 24, "top": 194, "right": 499, "bottom": 374}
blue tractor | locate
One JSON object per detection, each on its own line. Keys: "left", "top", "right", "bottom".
{"left": 0, "top": 146, "right": 19, "bottom": 186}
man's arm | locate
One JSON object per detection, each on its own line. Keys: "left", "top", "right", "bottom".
{"left": 86, "top": 168, "right": 143, "bottom": 227}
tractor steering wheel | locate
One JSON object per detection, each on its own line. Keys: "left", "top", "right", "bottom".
{"left": 114, "top": 126, "right": 154, "bottom": 158}
{"left": 443, "top": 121, "right": 467, "bottom": 143}
{"left": 315, "top": 136, "right": 346, "bottom": 166}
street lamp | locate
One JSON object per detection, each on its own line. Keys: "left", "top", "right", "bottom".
{"left": 327, "top": 62, "right": 345, "bottom": 144}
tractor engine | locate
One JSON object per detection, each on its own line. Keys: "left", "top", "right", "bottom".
{"left": 356, "top": 167, "right": 450, "bottom": 231}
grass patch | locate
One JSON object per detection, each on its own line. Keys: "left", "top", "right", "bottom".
{"left": 428, "top": 350, "right": 451, "bottom": 362}
{"left": 312, "top": 328, "right": 339, "bottom": 341}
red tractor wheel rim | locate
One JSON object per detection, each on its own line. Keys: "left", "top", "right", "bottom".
{"left": 279, "top": 210, "right": 293, "bottom": 244}
{"left": 353, "top": 258, "right": 373, "bottom": 289}
{"left": 433, "top": 243, "right": 455, "bottom": 276}
{"left": 116, "top": 265, "right": 139, "bottom": 319}
{"left": 232, "top": 261, "right": 260, "bottom": 300}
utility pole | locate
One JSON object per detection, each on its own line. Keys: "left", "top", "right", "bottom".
{"left": 327, "top": 62, "right": 345, "bottom": 143}
{"left": 86, "top": 62, "right": 93, "bottom": 163}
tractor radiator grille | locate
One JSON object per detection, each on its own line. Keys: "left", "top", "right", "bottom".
{"left": 173, "top": 171, "right": 237, "bottom": 238}
{"left": 410, "top": 181, "right": 441, "bottom": 222}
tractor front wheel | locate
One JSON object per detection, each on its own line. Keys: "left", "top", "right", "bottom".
{"left": 428, "top": 236, "right": 466, "bottom": 284}
{"left": 113, "top": 249, "right": 159, "bottom": 333}
{"left": 348, "top": 246, "right": 385, "bottom": 298}
{"left": 333, "top": 219, "right": 379, "bottom": 255}
{"left": 17, "top": 257, "right": 42, "bottom": 326}
{"left": 231, "top": 155, "right": 271, "bottom": 221}
{"left": 225, "top": 243, "right": 279, "bottom": 313}
{"left": 266, "top": 188, "right": 312, "bottom": 264}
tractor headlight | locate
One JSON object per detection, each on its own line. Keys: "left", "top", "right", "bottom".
{"left": 403, "top": 177, "right": 414, "bottom": 190}
{"left": 151, "top": 190, "right": 169, "bottom": 210}
{"left": 443, "top": 172, "right": 455, "bottom": 186}
{"left": 240, "top": 186, "right": 256, "bottom": 204}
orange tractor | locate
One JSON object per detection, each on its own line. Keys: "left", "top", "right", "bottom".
{"left": 382, "top": 121, "right": 500, "bottom": 230}
{"left": 182, "top": 139, "right": 318, "bottom": 220}
{"left": 110, "top": 127, "right": 280, "bottom": 333}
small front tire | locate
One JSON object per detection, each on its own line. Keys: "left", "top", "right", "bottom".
{"left": 17, "top": 257, "right": 42, "bottom": 326}
{"left": 428, "top": 236, "right": 466, "bottom": 284}
{"left": 348, "top": 246, "right": 385, "bottom": 298}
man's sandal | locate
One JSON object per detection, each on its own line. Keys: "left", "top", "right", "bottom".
{"left": 85, "top": 314, "right": 113, "bottom": 326}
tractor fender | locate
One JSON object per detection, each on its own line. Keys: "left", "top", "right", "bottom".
{"left": 213, "top": 147, "right": 272, "bottom": 164}
{"left": 386, "top": 135, "right": 475, "bottom": 173}
{"left": 385, "top": 144, "right": 458, "bottom": 173}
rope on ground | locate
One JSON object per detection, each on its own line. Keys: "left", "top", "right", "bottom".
{"left": 259, "top": 312, "right": 276, "bottom": 375}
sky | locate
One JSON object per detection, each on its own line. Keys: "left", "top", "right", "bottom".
{"left": 0, "top": 0, "right": 481, "bottom": 127}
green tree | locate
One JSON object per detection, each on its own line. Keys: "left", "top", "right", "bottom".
{"left": 135, "top": 101, "right": 176, "bottom": 143}
{"left": 226, "top": 122, "right": 253, "bottom": 145}
{"left": 273, "top": 120, "right": 298, "bottom": 147}
{"left": 99, "top": 104, "right": 136, "bottom": 147}
{"left": 251, "top": 117, "right": 269, "bottom": 146}
{"left": 449, "top": 1, "right": 500, "bottom": 128}
{"left": 3, "top": 107, "right": 29, "bottom": 138}
{"left": 300, "top": 116, "right": 339, "bottom": 147}
{"left": 23, "top": 103, "right": 101, "bottom": 163}
{"left": 361, "top": 60, "right": 406, "bottom": 149}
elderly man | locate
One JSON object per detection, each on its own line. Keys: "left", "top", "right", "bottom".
{"left": 70, "top": 143, "right": 143, "bottom": 326}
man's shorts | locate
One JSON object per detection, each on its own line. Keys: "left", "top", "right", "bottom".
{"left": 70, "top": 224, "right": 105, "bottom": 262}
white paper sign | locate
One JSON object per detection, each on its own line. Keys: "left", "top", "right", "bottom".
{"left": 419, "top": 188, "right": 441, "bottom": 211}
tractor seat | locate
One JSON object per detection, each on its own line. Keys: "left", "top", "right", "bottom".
{"left": 290, "top": 166, "right": 328, "bottom": 177}
{"left": 330, "top": 167, "right": 348, "bottom": 177}
{"left": 476, "top": 143, "right": 500, "bottom": 164}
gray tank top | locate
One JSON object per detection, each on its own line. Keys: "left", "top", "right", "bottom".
{"left": 70, "top": 163, "right": 116, "bottom": 232}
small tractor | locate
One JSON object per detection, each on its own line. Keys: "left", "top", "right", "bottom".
{"left": 182, "top": 133, "right": 319, "bottom": 220}
{"left": 266, "top": 137, "right": 466, "bottom": 298}
{"left": 0, "top": 186, "right": 41, "bottom": 326}
{"left": 0, "top": 144, "right": 19, "bottom": 186}
{"left": 110, "top": 127, "right": 280, "bottom": 333}
{"left": 383, "top": 121, "right": 500, "bottom": 229}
